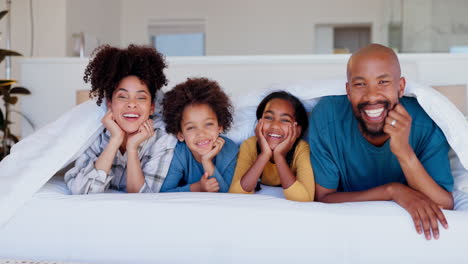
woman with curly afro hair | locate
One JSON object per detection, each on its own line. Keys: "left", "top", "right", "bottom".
{"left": 65, "top": 44, "right": 177, "bottom": 195}
{"left": 160, "top": 78, "right": 239, "bottom": 193}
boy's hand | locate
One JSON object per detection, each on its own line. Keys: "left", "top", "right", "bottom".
{"left": 274, "top": 122, "right": 300, "bottom": 159}
{"left": 102, "top": 109, "right": 125, "bottom": 145}
{"left": 255, "top": 119, "right": 272, "bottom": 159}
{"left": 127, "top": 119, "right": 154, "bottom": 152}
{"left": 201, "top": 137, "right": 225, "bottom": 162}
{"left": 200, "top": 172, "right": 220, "bottom": 192}
{"left": 201, "top": 137, "right": 224, "bottom": 176}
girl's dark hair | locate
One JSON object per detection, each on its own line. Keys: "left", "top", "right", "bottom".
{"left": 256, "top": 90, "right": 309, "bottom": 166}
{"left": 83, "top": 44, "right": 168, "bottom": 106}
{"left": 162, "top": 78, "right": 233, "bottom": 135}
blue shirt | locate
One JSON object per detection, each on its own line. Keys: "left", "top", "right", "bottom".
{"left": 308, "top": 95, "right": 453, "bottom": 192}
{"left": 160, "top": 136, "right": 239, "bottom": 192}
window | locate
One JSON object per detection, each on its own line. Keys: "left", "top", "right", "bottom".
{"left": 333, "top": 26, "right": 371, "bottom": 53}
{"left": 315, "top": 24, "right": 371, "bottom": 54}
{"left": 149, "top": 18, "right": 205, "bottom": 56}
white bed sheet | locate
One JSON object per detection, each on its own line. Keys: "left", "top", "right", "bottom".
{"left": 0, "top": 176, "right": 468, "bottom": 264}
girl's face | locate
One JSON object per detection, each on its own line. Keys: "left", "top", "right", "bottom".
{"left": 261, "top": 98, "right": 296, "bottom": 150}
{"left": 108, "top": 75, "right": 154, "bottom": 134}
{"left": 177, "top": 104, "right": 223, "bottom": 160}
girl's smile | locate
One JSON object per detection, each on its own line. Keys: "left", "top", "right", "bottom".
{"left": 261, "top": 98, "right": 296, "bottom": 150}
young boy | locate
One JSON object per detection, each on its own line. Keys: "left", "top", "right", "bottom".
{"left": 160, "top": 78, "right": 238, "bottom": 192}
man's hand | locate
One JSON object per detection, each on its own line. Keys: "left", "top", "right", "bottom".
{"left": 200, "top": 172, "right": 220, "bottom": 192}
{"left": 384, "top": 104, "right": 413, "bottom": 160}
{"left": 389, "top": 182, "right": 449, "bottom": 240}
{"left": 102, "top": 109, "right": 125, "bottom": 145}
{"left": 126, "top": 119, "right": 154, "bottom": 152}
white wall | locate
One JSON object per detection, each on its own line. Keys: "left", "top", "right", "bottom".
{"left": 121, "top": 0, "right": 390, "bottom": 55}
{"left": 0, "top": 0, "right": 67, "bottom": 78}
{"left": 66, "top": 0, "right": 121, "bottom": 56}
{"left": 402, "top": 0, "right": 468, "bottom": 53}
{"left": 0, "top": 0, "right": 67, "bottom": 137}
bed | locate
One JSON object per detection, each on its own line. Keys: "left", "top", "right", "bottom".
{"left": 1, "top": 56, "right": 468, "bottom": 263}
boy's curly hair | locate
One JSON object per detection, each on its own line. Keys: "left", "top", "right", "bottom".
{"left": 162, "top": 78, "right": 233, "bottom": 135}
{"left": 83, "top": 44, "right": 168, "bottom": 106}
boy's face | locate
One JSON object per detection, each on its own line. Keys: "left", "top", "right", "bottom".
{"left": 108, "top": 75, "right": 154, "bottom": 134}
{"left": 177, "top": 104, "right": 223, "bottom": 160}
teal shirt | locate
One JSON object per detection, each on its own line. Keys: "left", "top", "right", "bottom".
{"left": 308, "top": 95, "right": 453, "bottom": 192}
{"left": 160, "top": 136, "right": 239, "bottom": 192}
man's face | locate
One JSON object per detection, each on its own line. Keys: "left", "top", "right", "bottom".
{"left": 346, "top": 53, "right": 405, "bottom": 138}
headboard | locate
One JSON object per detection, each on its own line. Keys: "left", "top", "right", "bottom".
{"left": 19, "top": 54, "right": 468, "bottom": 137}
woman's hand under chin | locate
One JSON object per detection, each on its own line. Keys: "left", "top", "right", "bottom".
{"left": 102, "top": 109, "right": 125, "bottom": 145}
{"left": 126, "top": 119, "right": 155, "bottom": 152}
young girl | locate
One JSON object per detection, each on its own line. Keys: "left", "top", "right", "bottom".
{"left": 65, "top": 45, "right": 176, "bottom": 194}
{"left": 229, "top": 91, "right": 315, "bottom": 201}
{"left": 160, "top": 78, "right": 238, "bottom": 193}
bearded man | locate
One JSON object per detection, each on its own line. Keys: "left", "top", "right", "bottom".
{"left": 308, "top": 44, "right": 453, "bottom": 240}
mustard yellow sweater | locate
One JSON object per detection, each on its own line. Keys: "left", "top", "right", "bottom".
{"left": 229, "top": 136, "right": 315, "bottom": 202}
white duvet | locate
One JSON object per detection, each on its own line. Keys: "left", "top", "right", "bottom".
{"left": 0, "top": 80, "right": 467, "bottom": 228}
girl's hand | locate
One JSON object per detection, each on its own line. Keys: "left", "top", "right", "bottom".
{"left": 255, "top": 119, "right": 272, "bottom": 159}
{"left": 200, "top": 172, "right": 220, "bottom": 192}
{"left": 126, "top": 119, "right": 154, "bottom": 152}
{"left": 102, "top": 109, "right": 125, "bottom": 145}
{"left": 274, "top": 122, "right": 300, "bottom": 159}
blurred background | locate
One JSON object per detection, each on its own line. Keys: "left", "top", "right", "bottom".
{"left": 1, "top": 0, "right": 468, "bottom": 64}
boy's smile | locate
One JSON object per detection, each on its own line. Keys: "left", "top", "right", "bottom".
{"left": 177, "top": 104, "right": 223, "bottom": 161}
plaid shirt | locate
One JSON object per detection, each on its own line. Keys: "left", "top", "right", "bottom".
{"left": 65, "top": 120, "right": 177, "bottom": 194}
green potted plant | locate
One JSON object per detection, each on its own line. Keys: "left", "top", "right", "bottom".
{"left": 0, "top": 10, "right": 31, "bottom": 160}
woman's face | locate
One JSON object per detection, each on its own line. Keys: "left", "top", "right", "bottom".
{"left": 260, "top": 98, "right": 296, "bottom": 150}
{"left": 108, "top": 75, "right": 154, "bottom": 134}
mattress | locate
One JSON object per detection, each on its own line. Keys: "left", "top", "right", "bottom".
{"left": 0, "top": 176, "right": 467, "bottom": 264}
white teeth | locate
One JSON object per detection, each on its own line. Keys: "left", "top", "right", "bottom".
{"left": 364, "top": 108, "right": 384, "bottom": 118}
{"left": 197, "top": 140, "right": 210, "bottom": 146}
{"left": 268, "top": 134, "right": 282, "bottom": 138}
{"left": 123, "top": 114, "right": 139, "bottom": 118}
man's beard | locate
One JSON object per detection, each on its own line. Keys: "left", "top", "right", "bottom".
{"left": 353, "top": 100, "right": 393, "bottom": 139}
